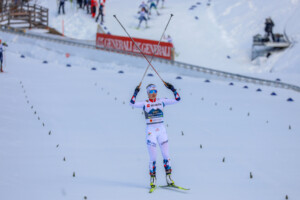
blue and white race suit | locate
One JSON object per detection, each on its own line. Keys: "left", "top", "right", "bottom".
{"left": 130, "top": 89, "right": 180, "bottom": 174}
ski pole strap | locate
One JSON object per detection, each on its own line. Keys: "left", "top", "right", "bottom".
{"left": 130, "top": 93, "right": 137, "bottom": 104}
{"left": 130, "top": 88, "right": 139, "bottom": 104}
{"left": 173, "top": 90, "right": 180, "bottom": 101}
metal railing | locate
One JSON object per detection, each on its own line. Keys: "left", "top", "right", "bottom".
{"left": 1, "top": 25, "right": 299, "bottom": 93}
{"left": 0, "top": 3, "right": 48, "bottom": 29}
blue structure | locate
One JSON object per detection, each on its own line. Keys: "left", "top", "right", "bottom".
{"left": 20, "top": 55, "right": 25, "bottom": 58}
{"left": 176, "top": 76, "right": 182, "bottom": 79}
{"left": 66, "top": 64, "right": 71, "bottom": 67}
{"left": 205, "top": 79, "right": 210, "bottom": 83}
{"left": 189, "top": 5, "right": 197, "bottom": 10}
{"left": 91, "top": 67, "right": 97, "bottom": 70}
{"left": 256, "top": 88, "right": 262, "bottom": 92}
{"left": 43, "top": 60, "right": 48, "bottom": 64}
{"left": 271, "top": 92, "right": 277, "bottom": 96}
{"left": 229, "top": 82, "right": 234, "bottom": 86}
{"left": 118, "top": 70, "right": 124, "bottom": 74}
{"left": 287, "top": 98, "right": 294, "bottom": 102}
{"left": 243, "top": 85, "right": 248, "bottom": 89}
{"left": 147, "top": 73, "right": 153, "bottom": 77}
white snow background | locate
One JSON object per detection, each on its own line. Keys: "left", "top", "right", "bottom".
{"left": 0, "top": 0, "right": 300, "bottom": 200}
{"left": 38, "top": 0, "right": 300, "bottom": 83}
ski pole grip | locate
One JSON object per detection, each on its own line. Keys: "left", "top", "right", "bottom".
{"left": 171, "top": 14, "right": 174, "bottom": 17}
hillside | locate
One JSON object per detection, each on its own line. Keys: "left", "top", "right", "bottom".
{"left": 1, "top": 28, "right": 300, "bottom": 200}
{"left": 37, "top": 0, "right": 300, "bottom": 78}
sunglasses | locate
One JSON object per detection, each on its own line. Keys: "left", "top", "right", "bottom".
{"left": 149, "top": 90, "right": 157, "bottom": 94}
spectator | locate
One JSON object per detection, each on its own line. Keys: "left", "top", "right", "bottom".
{"left": 0, "top": 40, "right": 8, "bottom": 73}
{"left": 91, "top": 0, "right": 97, "bottom": 18}
{"left": 96, "top": 2, "right": 105, "bottom": 24}
{"left": 165, "top": 35, "right": 173, "bottom": 44}
{"left": 78, "top": 0, "right": 83, "bottom": 8}
{"left": 83, "top": 0, "right": 87, "bottom": 9}
{"left": 265, "top": 17, "right": 275, "bottom": 42}
{"left": 84, "top": 0, "right": 91, "bottom": 13}
{"left": 58, "top": 0, "right": 66, "bottom": 15}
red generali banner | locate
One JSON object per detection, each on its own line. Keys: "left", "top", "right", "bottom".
{"left": 96, "top": 33, "right": 174, "bottom": 60}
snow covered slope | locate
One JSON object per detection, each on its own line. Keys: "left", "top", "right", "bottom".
{"left": 37, "top": 0, "right": 300, "bottom": 78}
{"left": 1, "top": 30, "right": 300, "bottom": 200}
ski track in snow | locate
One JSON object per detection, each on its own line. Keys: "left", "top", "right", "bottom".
{"left": 1, "top": 0, "right": 300, "bottom": 199}
{"left": 1, "top": 31, "right": 300, "bottom": 199}
{"left": 34, "top": 0, "right": 300, "bottom": 84}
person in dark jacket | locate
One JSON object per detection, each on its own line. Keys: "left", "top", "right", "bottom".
{"left": 58, "top": 0, "right": 66, "bottom": 15}
{"left": 78, "top": 0, "right": 83, "bottom": 8}
{"left": 95, "top": 3, "right": 105, "bottom": 24}
{"left": 265, "top": 17, "right": 275, "bottom": 41}
{"left": 0, "top": 40, "right": 8, "bottom": 72}
{"left": 84, "top": 0, "right": 91, "bottom": 13}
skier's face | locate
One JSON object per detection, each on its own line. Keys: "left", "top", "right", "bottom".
{"left": 148, "top": 90, "right": 157, "bottom": 100}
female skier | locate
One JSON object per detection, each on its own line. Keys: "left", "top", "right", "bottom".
{"left": 129, "top": 83, "right": 180, "bottom": 189}
{"left": 137, "top": 7, "right": 148, "bottom": 29}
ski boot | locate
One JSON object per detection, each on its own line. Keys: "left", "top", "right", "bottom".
{"left": 150, "top": 161, "right": 157, "bottom": 188}
{"left": 164, "top": 159, "right": 175, "bottom": 186}
{"left": 150, "top": 172, "right": 156, "bottom": 188}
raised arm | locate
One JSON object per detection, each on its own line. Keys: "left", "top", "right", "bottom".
{"left": 161, "top": 82, "right": 181, "bottom": 106}
{"left": 165, "top": 82, "right": 180, "bottom": 101}
{"left": 129, "top": 86, "right": 144, "bottom": 108}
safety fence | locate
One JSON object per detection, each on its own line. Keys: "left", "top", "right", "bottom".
{"left": 1, "top": 25, "right": 300, "bottom": 93}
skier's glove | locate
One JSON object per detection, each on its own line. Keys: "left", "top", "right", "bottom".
{"left": 130, "top": 86, "right": 140, "bottom": 104}
{"left": 134, "top": 86, "right": 140, "bottom": 95}
{"left": 165, "top": 82, "right": 176, "bottom": 92}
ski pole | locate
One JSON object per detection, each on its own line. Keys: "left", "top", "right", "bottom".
{"left": 113, "top": 15, "right": 167, "bottom": 87}
{"left": 138, "top": 14, "right": 173, "bottom": 88}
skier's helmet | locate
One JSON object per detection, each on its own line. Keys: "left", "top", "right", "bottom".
{"left": 146, "top": 84, "right": 157, "bottom": 94}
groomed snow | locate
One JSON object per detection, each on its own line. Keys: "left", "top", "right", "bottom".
{"left": 1, "top": 30, "right": 300, "bottom": 200}
{"left": 37, "top": 0, "right": 300, "bottom": 80}
{"left": 1, "top": 0, "right": 300, "bottom": 199}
